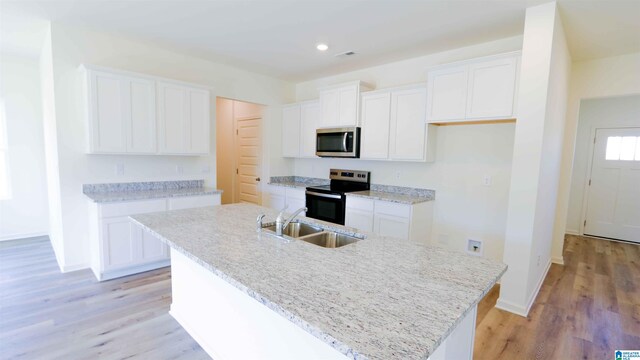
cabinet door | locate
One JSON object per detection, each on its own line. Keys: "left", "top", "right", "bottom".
{"left": 338, "top": 85, "right": 358, "bottom": 126}
{"left": 299, "top": 102, "right": 319, "bottom": 158}
{"left": 188, "top": 88, "right": 210, "bottom": 154}
{"left": 345, "top": 208, "right": 374, "bottom": 232}
{"left": 360, "top": 92, "right": 391, "bottom": 160}
{"left": 466, "top": 57, "right": 517, "bottom": 119}
{"left": 282, "top": 105, "right": 301, "bottom": 157}
{"left": 158, "top": 82, "right": 187, "bottom": 154}
{"left": 286, "top": 188, "right": 306, "bottom": 215}
{"left": 101, "top": 217, "right": 136, "bottom": 270}
{"left": 89, "top": 71, "right": 127, "bottom": 153}
{"left": 132, "top": 222, "right": 168, "bottom": 263}
{"left": 319, "top": 89, "right": 339, "bottom": 128}
{"left": 389, "top": 87, "right": 427, "bottom": 161}
{"left": 426, "top": 65, "right": 468, "bottom": 122}
{"left": 126, "top": 78, "right": 157, "bottom": 153}
{"left": 374, "top": 213, "right": 410, "bottom": 240}
{"left": 264, "top": 185, "right": 286, "bottom": 210}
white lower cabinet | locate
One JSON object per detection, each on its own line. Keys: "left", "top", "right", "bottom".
{"left": 89, "top": 194, "right": 220, "bottom": 281}
{"left": 345, "top": 196, "right": 433, "bottom": 243}
{"left": 264, "top": 185, "right": 306, "bottom": 215}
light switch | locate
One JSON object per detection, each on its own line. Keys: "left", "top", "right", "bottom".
{"left": 482, "top": 175, "right": 492, "bottom": 186}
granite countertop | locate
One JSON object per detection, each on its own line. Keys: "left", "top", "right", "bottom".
{"left": 268, "top": 176, "right": 329, "bottom": 189}
{"left": 82, "top": 180, "right": 222, "bottom": 203}
{"left": 347, "top": 190, "right": 433, "bottom": 204}
{"left": 131, "top": 203, "right": 506, "bottom": 360}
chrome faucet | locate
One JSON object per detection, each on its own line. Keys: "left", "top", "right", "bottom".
{"left": 256, "top": 214, "right": 266, "bottom": 232}
{"left": 275, "top": 206, "right": 307, "bottom": 236}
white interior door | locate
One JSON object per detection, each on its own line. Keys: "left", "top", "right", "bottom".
{"left": 584, "top": 127, "right": 640, "bottom": 243}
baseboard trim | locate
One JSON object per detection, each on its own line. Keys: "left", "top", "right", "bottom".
{"left": 565, "top": 229, "right": 579, "bottom": 236}
{"left": 61, "top": 262, "right": 90, "bottom": 273}
{"left": 551, "top": 256, "right": 565, "bottom": 265}
{"left": 496, "top": 259, "right": 552, "bottom": 318}
{"left": 0, "top": 231, "right": 49, "bottom": 242}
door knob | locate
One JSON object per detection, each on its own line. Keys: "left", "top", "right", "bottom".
{"left": 255, "top": 177, "right": 261, "bottom": 182}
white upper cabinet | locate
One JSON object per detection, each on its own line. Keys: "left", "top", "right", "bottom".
{"left": 282, "top": 104, "right": 301, "bottom": 157}
{"left": 466, "top": 57, "right": 518, "bottom": 119}
{"left": 158, "top": 82, "right": 210, "bottom": 155}
{"left": 299, "top": 101, "right": 319, "bottom": 158}
{"left": 360, "top": 85, "right": 435, "bottom": 162}
{"left": 86, "top": 69, "right": 156, "bottom": 154}
{"left": 82, "top": 65, "right": 210, "bottom": 156}
{"left": 426, "top": 52, "right": 520, "bottom": 123}
{"left": 389, "top": 87, "right": 427, "bottom": 161}
{"left": 426, "top": 65, "right": 468, "bottom": 122}
{"left": 318, "top": 81, "right": 369, "bottom": 128}
{"left": 360, "top": 92, "right": 391, "bottom": 160}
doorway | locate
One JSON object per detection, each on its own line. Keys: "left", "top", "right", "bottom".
{"left": 215, "top": 98, "right": 264, "bottom": 205}
{"left": 583, "top": 127, "right": 640, "bottom": 243}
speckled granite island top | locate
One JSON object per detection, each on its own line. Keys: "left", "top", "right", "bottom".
{"left": 83, "top": 180, "right": 222, "bottom": 203}
{"left": 130, "top": 204, "right": 506, "bottom": 360}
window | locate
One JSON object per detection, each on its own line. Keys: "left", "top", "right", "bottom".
{"left": 0, "top": 99, "right": 10, "bottom": 200}
{"left": 605, "top": 136, "right": 640, "bottom": 161}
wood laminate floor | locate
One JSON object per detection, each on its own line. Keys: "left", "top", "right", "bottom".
{"left": 1, "top": 235, "right": 638, "bottom": 359}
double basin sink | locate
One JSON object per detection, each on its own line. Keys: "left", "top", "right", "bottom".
{"left": 262, "top": 221, "right": 362, "bottom": 248}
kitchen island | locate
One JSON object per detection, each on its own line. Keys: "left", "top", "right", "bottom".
{"left": 131, "top": 203, "right": 506, "bottom": 360}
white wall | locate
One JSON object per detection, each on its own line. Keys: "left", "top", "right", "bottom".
{"left": 497, "top": 2, "right": 571, "bottom": 316}
{"left": 292, "top": 36, "right": 522, "bottom": 263}
{"left": 552, "top": 52, "right": 640, "bottom": 259}
{"left": 45, "top": 23, "right": 294, "bottom": 270}
{"left": 0, "top": 54, "right": 49, "bottom": 240}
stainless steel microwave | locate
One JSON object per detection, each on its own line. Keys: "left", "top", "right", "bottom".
{"left": 316, "top": 127, "right": 360, "bottom": 158}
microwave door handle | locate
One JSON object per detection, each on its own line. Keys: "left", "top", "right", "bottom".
{"left": 342, "top": 132, "right": 348, "bottom": 152}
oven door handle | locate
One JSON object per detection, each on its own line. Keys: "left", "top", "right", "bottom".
{"left": 306, "top": 191, "right": 343, "bottom": 200}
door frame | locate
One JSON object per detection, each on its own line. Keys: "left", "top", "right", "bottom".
{"left": 579, "top": 125, "right": 640, "bottom": 236}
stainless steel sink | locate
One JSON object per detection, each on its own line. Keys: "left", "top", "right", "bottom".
{"left": 262, "top": 221, "right": 323, "bottom": 238}
{"left": 297, "top": 231, "right": 361, "bottom": 248}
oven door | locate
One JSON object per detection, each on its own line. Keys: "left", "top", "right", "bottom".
{"left": 305, "top": 191, "right": 346, "bottom": 225}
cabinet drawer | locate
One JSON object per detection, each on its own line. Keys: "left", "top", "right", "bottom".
{"left": 374, "top": 200, "right": 411, "bottom": 218}
{"left": 346, "top": 196, "right": 374, "bottom": 212}
{"left": 266, "top": 185, "right": 286, "bottom": 196}
{"left": 99, "top": 199, "right": 167, "bottom": 218}
{"left": 169, "top": 194, "right": 220, "bottom": 210}
{"left": 285, "top": 188, "right": 306, "bottom": 201}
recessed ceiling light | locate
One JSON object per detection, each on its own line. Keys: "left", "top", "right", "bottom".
{"left": 316, "top": 43, "right": 329, "bottom": 51}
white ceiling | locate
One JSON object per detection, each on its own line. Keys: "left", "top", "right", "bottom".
{"left": 1, "top": 0, "right": 639, "bottom": 81}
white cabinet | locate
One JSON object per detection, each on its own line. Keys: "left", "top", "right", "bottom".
{"left": 389, "top": 87, "right": 428, "bottom": 161}
{"left": 281, "top": 101, "right": 319, "bottom": 158}
{"left": 318, "top": 81, "right": 370, "bottom": 128}
{"left": 426, "top": 53, "right": 520, "bottom": 123}
{"left": 82, "top": 65, "right": 210, "bottom": 156}
{"left": 360, "top": 85, "right": 436, "bottom": 162}
{"left": 85, "top": 69, "right": 157, "bottom": 154}
{"left": 360, "top": 92, "right": 391, "bottom": 160}
{"left": 264, "top": 186, "right": 306, "bottom": 216}
{"left": 282, "top": 104, "right": 301, "bottom": 158}
{"left": 88, "top": 195, "right": 220, "bottom": 281}
{"left": 299, "top": 101, "right": 320, "bottom": 158}
{"left": 466, "top": 57, "right": 518, "bottom": 119}
{"left": 158, "top": 82, "right": 210, "bottom": 155}
{"left": 345, "top": 196, "right": 433, "bottom": 243}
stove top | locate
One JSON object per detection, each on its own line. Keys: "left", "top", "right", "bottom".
{"left": 306, "top": 169, "right": 370, "bottom": 195}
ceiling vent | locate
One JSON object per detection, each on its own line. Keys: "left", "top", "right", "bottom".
{"left": 335, "top": 51, "right": 357, "bottom": 58}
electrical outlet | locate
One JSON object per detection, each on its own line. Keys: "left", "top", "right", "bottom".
{"left": 176, "top": 165, "right": 184, "bottom": 174}
{"left": 466, "top": 239, "right": 483, "bottom": 256}
{"left": 483, "top": 175, "right": 492, "bottom": 186}
{"left": 395, "top": 171, "right": 401, "bottom": 180}
{"left": 115, "top": 163, "right": 124, "bottom": 176}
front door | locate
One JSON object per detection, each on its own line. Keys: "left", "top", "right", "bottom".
{"left": 584, "top": 127, "right": 640, "bottom": 243}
